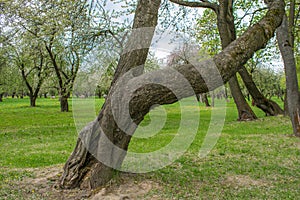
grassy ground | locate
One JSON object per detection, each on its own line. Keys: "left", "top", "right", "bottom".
{"left": 0, "top": 97, "right": 299, "bottom": 199}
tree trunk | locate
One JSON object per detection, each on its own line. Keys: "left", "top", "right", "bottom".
{"left": 238, "top": 66, "right": 284, "bottom": 116}
{"left": 202, "top": 93, "right": 210, "bottom": 107}
{"left": 30, "top": 95, "right": 37, "bottom": 107}
{"left": 59, "top": 0, "right": 284, "bottom": 189}
{"left": 229, "top": 75, "right": 257, "bottom": 120}
{"left": 0, "top": 93, "right": 3, "bottom": 102}
{"left": 277, "top": 14, "right": 300, "bottom": 136}
{"left": 60, "top": 95, "right": 69, "bottom": 112}
{"left": 195, "top": 93, "right": 201, "bottom": 102}
{"left": 217, "top": 0, "right": 257, "bottom": 121}
{"left": 284, "top": 91, "right": 289, "bottom": 115}
{"left": 59, "top": 0, "right": 163, "bottom": 189}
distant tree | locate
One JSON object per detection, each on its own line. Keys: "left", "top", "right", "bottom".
{"left": 196, "top": 5, "right": 283, "bottom": 117}
{"left": 2, "top": 0, "right": 111, "bottom": 111}
{"left": 3, "top": 31, "right": 50, "bottom": 106}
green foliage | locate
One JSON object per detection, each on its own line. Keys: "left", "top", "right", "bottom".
{"left": 196, "top": 9, "right": 220, "bottom": 56}
{"left": 1, "top": 0, "right": 116, "bottom": 105}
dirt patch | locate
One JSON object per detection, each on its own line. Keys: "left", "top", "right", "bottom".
{"left": 91, "top": 177, "right": 159, "bottom": 200}
{"left": 8, "top": 165, "right": 160, "bottom": 200}
{"left": 223, "top": 174, "right": 268, "bottom": 188}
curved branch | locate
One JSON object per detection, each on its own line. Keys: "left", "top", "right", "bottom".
{"left": 126, "top": 0, "right": 285, "bottom": 116}
{"left": 169, "top": 0, "right": 219, "bottom": 12}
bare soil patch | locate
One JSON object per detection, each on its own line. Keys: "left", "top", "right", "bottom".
{"left": 223, "top": 174, "right": 268, "bottom": 188}
{"left": 10, "top": 165, "right": 160, "bottom": 200}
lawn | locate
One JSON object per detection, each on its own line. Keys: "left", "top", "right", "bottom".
{"left": 0, "top": 97, "right": 299, "bottom": 199}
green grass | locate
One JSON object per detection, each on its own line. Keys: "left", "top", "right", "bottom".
{"left": 0, "top": 96, "right": 299, "bottom": 199}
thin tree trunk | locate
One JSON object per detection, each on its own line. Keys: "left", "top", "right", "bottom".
{"left": 0, "top": 93, "right": 3, "bottom": 102}
{"left": 59, "top": 0, "right": 285, "bottom": 189}
{"left": 202, "top": 93, "right": 210, "bottom": 107}
{"left": 238, "top": 66, "right": 284, "bottom": 116}
{"left": 277, "top": 14, "right": 300, "bottom": 136}
{"left": 195, "top": 93, "right": 201, "bottom": 102}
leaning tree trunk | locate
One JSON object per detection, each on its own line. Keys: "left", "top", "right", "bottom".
{"left": 217, "top": 0, "right": 257, "bottom": 121}
{"left": 59, "top": 0, "right": 163, "bottom": 189}
{"left": 277, "top": 14, "right": 300, "bottom": 137}
{"left": 59, "top": 0, "right": 284, "bottom": 189}
{"left": 238, "top": 66, "right": 284, "bottom": 116}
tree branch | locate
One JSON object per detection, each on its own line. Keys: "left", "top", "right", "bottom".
{"left": 236, "top": 7, "right": 268, "bottom": 27}
{"left": 125, "top": 0, "right": 285, "bottom": 114}
{"left": 169, "top": 0, "right": 218, "bottom": 12}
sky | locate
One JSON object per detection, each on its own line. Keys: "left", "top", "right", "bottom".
{"left": 102, "top": 0, "right": 284, "bottom": 71}
{"left": 103, "top": 0, "right": 204, "bottom": 61}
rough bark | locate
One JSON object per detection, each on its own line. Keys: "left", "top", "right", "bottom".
{"left": 59, "top": 0, "right": 163, "bottom": 189}
{"left": 59, "top": 0, "right": 285, "bottom": 189}
{"left": 238, "top": 66, "right": 284, "bottom": 116}
{"left": 217, "top": 0, "right": 257, "bottom": 121}
{"left": 277, "top": 14, "right": 300, "bottom": 136}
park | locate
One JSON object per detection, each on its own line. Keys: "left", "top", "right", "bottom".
{"left": 0, "top": 0, "right": 300, "bottom": 199}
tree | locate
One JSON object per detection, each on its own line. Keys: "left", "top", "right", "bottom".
{"left": 0, "top": 49, "right": 26, "bottom": 100}
{"left": 42, "top": 0, "right": 103, "bottom": 111}
{"left": 185, "top": 0, "right": 257, "bottom": 120}
{"left": 58, "top": 0, "right": 285, "bottom": 189}
{"left": 195, "top": 2, "right": 283, "bottom": 117}
{"left": 4, "top": 32, "right": 50, "bottom": 106}
{"left": 0, "top": 48, "right": 7, "bottom": 102}
{"left": 276, "top": 0, "right": 300, "bottom": 136}
{"left": 1, "top": 0, "right": 109, "bottom": 111}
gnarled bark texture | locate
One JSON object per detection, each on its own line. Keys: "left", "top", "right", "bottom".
{"left": 59, "top": 0, "right": 285, "bottom": 189}
{"left": 59, "top": 0, "right": 163, "bottom": 189}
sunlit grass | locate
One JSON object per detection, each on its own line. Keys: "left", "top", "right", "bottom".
{"left": 0, "top": 96, "right": 299, "bottom": 199}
